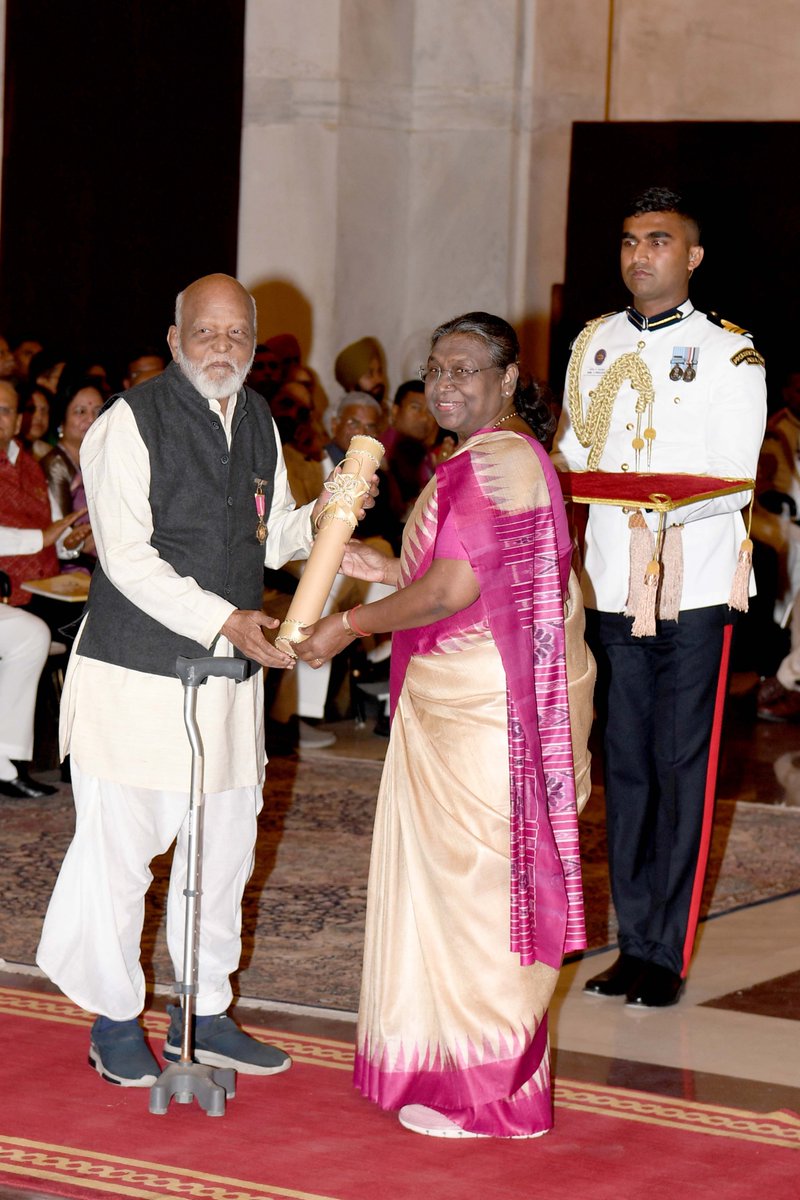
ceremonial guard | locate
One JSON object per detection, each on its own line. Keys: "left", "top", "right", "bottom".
{"left": 554, "top": 187, "right": 766, "bottom": 1006}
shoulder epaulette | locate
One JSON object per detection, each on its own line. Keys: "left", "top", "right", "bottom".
{"left": 568, "top": 312, "right": 617, "bottom": 351}
{"left": 707, "top": 311, "right": 754, "bottom": 340}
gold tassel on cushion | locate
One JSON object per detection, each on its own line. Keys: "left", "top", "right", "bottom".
{"left": 728, "top": 496, "right": 755, "bottom": 613}
{"left": 630, "top": 511, "right": 664, "bottom": 637}
{"left": 658, "top": 524, "right": 684, "bottom": 621}
{"left": 632, "top": 557, "right": 660, "bottom": 636}
{"left": 728, "top": 536, "right": 753, "bottom": 612}
{"left": 625, "top": 511, "right": 653, "bottom": 616}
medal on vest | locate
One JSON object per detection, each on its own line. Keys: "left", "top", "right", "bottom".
{"left": 254, "top": 479, "right": 268, "bottom": 543}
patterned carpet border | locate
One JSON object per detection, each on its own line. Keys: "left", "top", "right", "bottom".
{"left": 1, "top": 988, "right": 797, "bottom": 1153}
{"left": 0, "top": 1108, "right": 796, "bottom": 1200}
{"left": 2, "top": 756, "right": 800, "bottom": 1010}
{"left": 0, "top": 1138, "right": 336, "bottom": 1200}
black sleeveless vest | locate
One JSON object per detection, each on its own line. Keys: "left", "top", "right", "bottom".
{"left": 78, "top": 361, "right": 278, "bottom": 677}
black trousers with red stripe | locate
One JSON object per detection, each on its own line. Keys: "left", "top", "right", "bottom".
{"left": 586, "top": 605, "right": 735, "bottom": 978}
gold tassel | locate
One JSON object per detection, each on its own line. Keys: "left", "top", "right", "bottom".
{"left": 658, "top": 524, "right": 683, "bottom": 621}
{"left": 632, "top": 558, "right": 660, "bottom": 636}
{"left": 729, "top": 496, "right": 755, "bottom": 613}
{"left": 728, "top": 537, "right": 753, "bottom": 612}
{"left": 625, "top": 511, "right": 653, "bottom": 617}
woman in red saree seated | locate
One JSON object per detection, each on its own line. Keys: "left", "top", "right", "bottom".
{"left": 295, "top": 312, "right": 587, "bottom": 1139}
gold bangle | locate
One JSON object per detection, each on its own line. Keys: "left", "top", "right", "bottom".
{"left": 341, "top": 610, "right": 358, "bottom": 637}
{"left": 347, "top": 604, "right": 370, "bottom": 637}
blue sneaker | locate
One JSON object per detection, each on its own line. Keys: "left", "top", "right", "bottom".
{"left": 163, "top": 1004, "right": 291, "bottom": 1076}
{"left": 89, "top": 1017, "right": 160, "bottom": 1087}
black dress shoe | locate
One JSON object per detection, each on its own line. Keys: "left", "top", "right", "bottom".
{"left": 0, "top": 775, "right": 58, "bottom": 799}
{"left": 584, "top": 953, "right": 649, "bottom": 997}
{"left": 11, "top": 763, "right": 60, "bottom": 796}
{"left": 626, "top": 963, "right": 684, "bottom": 1008}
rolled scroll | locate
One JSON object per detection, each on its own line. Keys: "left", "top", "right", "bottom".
{"left": 275, "top": 434, "right": 384, "bottom": 656}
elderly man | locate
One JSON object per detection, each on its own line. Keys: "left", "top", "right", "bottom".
{"left": 38, "top": 274, "right": 360, "bottom": 1088}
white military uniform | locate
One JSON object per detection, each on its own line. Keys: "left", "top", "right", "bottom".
{"left": 553, "top": 303, "right": 766, "bottom": 612}
{"left": 553, "top": 301, "right": 766, "bottom": 978}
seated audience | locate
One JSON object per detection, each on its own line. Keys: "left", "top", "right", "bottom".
{"left": 271, "top": 384, "right": 327, "bottom": 508}
{"left": 750, "top": 368, "right": 800, "bottom": 720}
{"left": 382, "top": 380, "right": 438, "bottom": 520}
{"left": 40, "top": 377, "right": 104, "bottom": 564}
{"left": 13, "top": 338, "right": 44, "bottom": 380}
{"left": 18, "top": 382, "right": 54, "bottom": 461}
{"left": 0, "top": 592, "right": 57, "bottom": 798}
{"left": 262, "top": 399, "right": 335, "bottom": 750}
{"left": 0, "top": 336, "right": 17, "bottom": 380}
{"left": 323, "top": 391, "right": 400, "bottom": 551}
{"left": 265, "top": 333, "right": 302, "bottom": 379}
{"left": 0, "top": 380, "right": 84, "bottom": 797}
{"left": 0, "top": 381, "right": 89, "bottom": 629}
{"left": 26, "top": 349, "right": 66, "bottom": 396}
{"left": 334, "top": 337, "right": 387, "bottom": 408}
{"left": 427, "top": 425, "right": 457, "bottom": 469}
{"left": 123, "top": 348, "right": 166, "bottom": 390}
{"left": 248, "top": 334, "right": 302, "bottom": 405}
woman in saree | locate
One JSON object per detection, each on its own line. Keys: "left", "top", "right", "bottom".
{"left": 295, "top": 312, "right": 589, "bottom": 1139}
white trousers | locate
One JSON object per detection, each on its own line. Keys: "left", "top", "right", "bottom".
{"left": 0, "top": 605, "right": 50, "bottom": 768}
{"left": 37, "top": 759, "right": 263, "bottom": 1020}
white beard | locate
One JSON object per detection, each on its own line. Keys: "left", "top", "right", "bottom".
{"left": 175, "top": 345, "right": 255, "bottom": 401}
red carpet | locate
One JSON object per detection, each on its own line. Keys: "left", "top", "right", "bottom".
{"left": 0, "top": 987, "right": 797, "bottom": 1200}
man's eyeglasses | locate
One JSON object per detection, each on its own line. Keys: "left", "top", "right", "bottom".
{"left": 418, "top": 365, "right": 502, "bottom": 385}
{"left": 342, "top": 417, "right": 380, "bottom": 433}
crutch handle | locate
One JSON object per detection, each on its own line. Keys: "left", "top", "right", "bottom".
{"left": 175, "top": 656, "right": 251, "bottom": 688}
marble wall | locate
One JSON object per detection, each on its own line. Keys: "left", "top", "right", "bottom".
{"left": 238, "top": 0, "right": 800, "bottom": 401}
{"left": 0, "top": 1, "right": 797, "bottom": 394}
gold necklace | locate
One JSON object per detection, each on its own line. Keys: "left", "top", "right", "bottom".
{"left": 492, "top": 410, "right": 518, "bottom": 428}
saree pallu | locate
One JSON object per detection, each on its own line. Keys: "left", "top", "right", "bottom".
{"left": 354, "top": 430, "right": 587, "bottom": 1137}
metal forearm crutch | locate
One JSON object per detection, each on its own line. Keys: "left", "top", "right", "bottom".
{"left": 149, "top": 654, "right": 250, "bottom": 1117}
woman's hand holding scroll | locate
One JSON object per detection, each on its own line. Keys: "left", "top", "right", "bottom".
{"left": 294, "top": 613, "right": 355, "bottom": 668}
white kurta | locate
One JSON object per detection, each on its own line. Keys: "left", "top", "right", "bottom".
{"left": 60, "top": 394, "right": 314, "bottom": 793}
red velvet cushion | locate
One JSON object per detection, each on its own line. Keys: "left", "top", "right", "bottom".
{"left": 557, "top": 470, "right": 753, "bottom": 511}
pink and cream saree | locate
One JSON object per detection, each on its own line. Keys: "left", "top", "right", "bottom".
{"left": 353, "top": 429, "right": 587, "bottom": 1137}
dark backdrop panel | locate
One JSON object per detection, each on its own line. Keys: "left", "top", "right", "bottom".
{"left": 0, "top": 0, "right": 245, "bottom": 378}
{"left": 553, "top": 122, "right": 800, "bottom": 401}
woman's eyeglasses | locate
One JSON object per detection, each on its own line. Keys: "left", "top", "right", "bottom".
{"left": 418, "top": 365, "right": 502, "bottom": 385}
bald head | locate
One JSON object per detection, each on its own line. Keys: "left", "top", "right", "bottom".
{"left": 168, "top": 274, "right": 257, "bottom": 400}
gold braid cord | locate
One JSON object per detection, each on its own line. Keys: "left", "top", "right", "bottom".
{"left": 567, "top": 318, "right": 655, "bottom": 470}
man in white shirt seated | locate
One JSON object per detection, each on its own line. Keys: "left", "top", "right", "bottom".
{"left": 0, "top": 380, "right": 85, "bottom": 798}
